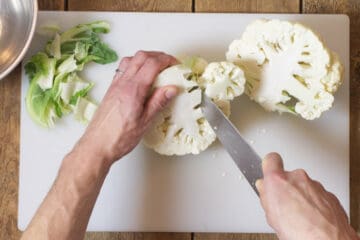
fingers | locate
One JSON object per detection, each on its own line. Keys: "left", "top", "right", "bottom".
{"left": 118, "top": 56, "right": 132, "bottom": 72}
{"left": 134, "top": 54, "right": 178, "bottom": 89}
{"left": 111, "top": 51, "right": 177, "bottom": 93}
{"left": 130, "top": 52, "right": 178, "bottom": 102}
{"left": 312, "top": 180, "right": 326, "bottom": 193}
{"left": 121, "top": 51, "right": 175, "bottom": 80}
{"left": 326, "top": 191, "right": 349, "bottom": 220}
{"left": 291, "top": 169, "right": 310, "bottom": 182}
{"left": 117, "top": 51, "right": 178, "bottom": 101}
{"left": 143, "top": 86, "right": 178, "bottom": 123}
{"left": 112, "top": 56, "right": 132, "bottom": 84}
{"left": 256, "top": 152, "right": 284, "bottom": 197}
{"left": 262, "top": 152, "right": 284, "bottom": 175}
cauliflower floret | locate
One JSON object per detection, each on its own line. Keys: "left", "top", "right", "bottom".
{"left": 199, "top": 62, "right": 245, "bottom": 101}
{"left": 226, "top": 19, "right": 343, "bottom": 120}
{"left": 143, "top": 65, "right": 230, "bottom": 156}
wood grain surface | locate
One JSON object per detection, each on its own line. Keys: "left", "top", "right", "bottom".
{"left": 1, "top": 0, "right": 359, "bottom": 239}
{"left": 68, "top": 0, "right": 192, "bottom": 12}
{"left": 195, "top": 0, "right": 299, "bottom": 13}
{"left": 38, "top": 0, "right": 65, "bottom": 10}
{"left": 0, "top": 66, "right": 21, "bottom": 240}
{"left": 0, "top": 1, "right": 65, "bottom": 239}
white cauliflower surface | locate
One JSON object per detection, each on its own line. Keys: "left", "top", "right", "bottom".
{"left": 200, "top": 62, "right": 245, "bottom": 101}
{"left": 143, "top": 65, "right": 232, "bottom": 156}
{"left": 226, "top": 19, "right": 343, "bottom": 120}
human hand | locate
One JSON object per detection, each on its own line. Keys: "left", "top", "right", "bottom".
{"left": 77, "top": 51, "right": 178, "bottom": 165}
{"left": 256, "top": 153, "right": 359, "bottom": 240}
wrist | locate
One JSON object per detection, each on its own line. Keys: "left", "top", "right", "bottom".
{"left": 75, "top": 134, "right": 117, "bottom": 167}
{"left": 76, "top": 131, "right": 128, "bottom": 165}
{"left": 69, "top": 142, "right": 112, "bottom": 174}
{"left": 59, "top": 143, "right": 112, "bottom": 192}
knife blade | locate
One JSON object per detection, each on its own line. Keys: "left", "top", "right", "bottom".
{"left": 201, "top": 94, "right": 263, "bottom": 196}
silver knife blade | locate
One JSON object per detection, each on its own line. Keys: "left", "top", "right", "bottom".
{"left": 201, "top": 94, "right": 263, "bottom": 196}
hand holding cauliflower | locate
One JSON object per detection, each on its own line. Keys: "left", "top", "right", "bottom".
{"left": 143, "top": 56, "right": 245, "bottom": 155}
{"left": 143, "top": 63, "right": 237, "bottom": 155}
{"left": 143, "top": 65, "right": 218, "bottom": 155}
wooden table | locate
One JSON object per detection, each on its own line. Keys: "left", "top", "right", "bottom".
{"left": 1, "top": 0, "right": 359, "bottom": 239}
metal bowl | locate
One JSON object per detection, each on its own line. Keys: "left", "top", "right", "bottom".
{"left": 0, "top": 0, "right": 38, "bottom": 79}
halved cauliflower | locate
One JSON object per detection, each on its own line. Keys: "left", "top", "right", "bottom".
{"left": 143, "top": 65, "right": 231, "bottom": 156}
{"left": 226, "top": 19, "right": 343, "bottom": 120}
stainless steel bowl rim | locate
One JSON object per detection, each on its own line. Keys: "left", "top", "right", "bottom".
{"left": 0, "top": 1, "right": 38, "bottom": 79}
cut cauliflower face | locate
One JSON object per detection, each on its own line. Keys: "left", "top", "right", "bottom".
{"left": 182, "top": 56, "right": 209, "bottom": 75}
{"left": 226, "top": 19, "right": 343, "bottom": 120}
{"left": 143, "top": 65, "right": 230, "bottom": 156}
{"left": 199, "top": 62, "right": 246, "bottom": 101}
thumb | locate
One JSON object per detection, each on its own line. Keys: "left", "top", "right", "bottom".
{"left": 262, "top": 152, "right": 284, "bottom": 176}
{"left": 143, "top": 86, "right": 178, "bottom": 123}
{"left": 255, "top": 179, "right": 264, "bottom": 195}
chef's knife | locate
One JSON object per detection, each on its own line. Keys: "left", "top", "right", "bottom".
{"left": 201, "top": 94, "right": 263, "bottom": 196}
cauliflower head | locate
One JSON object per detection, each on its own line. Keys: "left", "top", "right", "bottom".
{"left": 226, "top": 19, "right": 343, "bottom": 120}
{"left": 143, "top": 65, "right": 230, "bottom": 156}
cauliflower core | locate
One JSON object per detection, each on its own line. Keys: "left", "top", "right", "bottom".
{"left": 143, "top": 65, "right": 231, "bottom": 156}
{"left": 226, "top": 19, "right": 343, "bottom": 120}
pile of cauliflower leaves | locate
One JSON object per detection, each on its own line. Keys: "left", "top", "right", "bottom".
{"left": 25, "top": 21, "right": 118, "bottom": 127}
{"left": 143, "top": 19, "right": 343, "bottom": 156}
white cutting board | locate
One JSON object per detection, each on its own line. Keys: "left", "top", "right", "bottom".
{"left": 19, "top": 12, "right": 349, "bottom": 233}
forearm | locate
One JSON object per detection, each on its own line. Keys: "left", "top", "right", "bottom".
{"left": 21, "top": 144, "right": 111, "bottom": 240}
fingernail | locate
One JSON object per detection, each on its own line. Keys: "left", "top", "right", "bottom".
{"left": 255, "top": 179, "right": 263, "bottom": 191}
{"left": 165, "top": 88, "right": 177, "bottom": 99}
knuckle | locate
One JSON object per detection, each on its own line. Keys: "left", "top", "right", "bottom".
{"left": 135, "top": 50, "right": 148, "bottom": 60}
{"left": 313, "top": 180, "right": 325, "bottom": 190}
{"left": 146, "top": 57, "right": 161, "bottom": 69}
{"left": 132, "top": 61, "right": 143, "bottom": 70}
{"left": 120, "top": 56, "right": 131, "bottom": 65}
{"left": 267, "top": 171, "right": 285, "bottom": 183}
{"left": 124, "top": 62, "right": 143, "bottom": 76}
{"left": 161, "top": 53, "right": 172, "bottom": 60}
{"left": 156, "top": 98, "right": 168, "bottom": 110}
{"left": 326, "top": 191, "right": 343, "bottom": 207}
{"left": 157, "top": 54, "right": 172, "bottom": 64}
{"left": 327, "top": 191, "right": 338, "bottom": 202}
{"left": 293, "top": 169, "right": 309, "bottom": 181}
{"left": 153, "top": 92, "right": 169, "bottom": 110}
